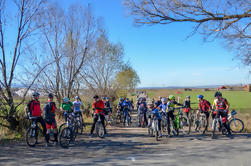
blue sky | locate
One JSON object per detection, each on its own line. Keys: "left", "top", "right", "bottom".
{"left": 7, "top": 0, "right": 250, "bottom": 87}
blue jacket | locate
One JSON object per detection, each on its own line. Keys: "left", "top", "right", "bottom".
{"left": 152, "top": 108, "right": 161, "bottom": 120}
{"left": 123, "top": 101, "right": 131, "bottom": 110}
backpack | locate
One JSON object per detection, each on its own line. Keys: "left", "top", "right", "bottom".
{"left": 44, "top": 102, "right": 55, "bottom": 123}
{"left": 203, "top": 100, "right": 211, "bottom": 110}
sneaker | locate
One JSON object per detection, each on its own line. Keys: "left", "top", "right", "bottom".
{"left": 166, "top": 134, "right": 172, "bottom": 138}
{"left": 89, "top": 134, "right": 94, "bottom": 138}
{"left": 159, "top": 134, "right": 162, "bottom": 138}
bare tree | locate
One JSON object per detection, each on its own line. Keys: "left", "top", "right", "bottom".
{"left": 0, "top": 0, "right": 48, "bottom": 130}
{"left": 35, "top": 4, "right": 98, "bottom": 104}
{"left": 80, "top": 29, "right": 124, "bottom": 97}
{"left": 124, "top": 0, "right": 251, "bottom": 64}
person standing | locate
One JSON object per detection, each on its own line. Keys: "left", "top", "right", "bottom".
{"left": 44, "top": 93, "right": 58, "bottom": 146}
{"left": 26, "top": 92, "right": 48, "bottom": 146}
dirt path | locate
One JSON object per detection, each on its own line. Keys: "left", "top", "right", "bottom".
{"left": 1, "top": 114, "right": 251, "bottom": 166}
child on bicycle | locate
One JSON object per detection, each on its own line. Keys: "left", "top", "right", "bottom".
{"left": 151, "top": 102, "right": 162, "bottom": 137}
{"left": 166, "top": 95, "right": 183, "bottom": 137}
{"left": 184, "top": 96, "right": 191, "bottom": 118}
{"left": 73, "top": 96, "right": 84, "bottom": 125}
{"left": 197, "top": 95, "right": 211, "bottom": 132}
{"left": 60, "top": 97, "right": 74, "bottom": 122}
{"left": 44, "top": 93, "right": 58, "bottom": 146}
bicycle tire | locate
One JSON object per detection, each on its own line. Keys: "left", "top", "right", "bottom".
{"left": 212, "top": 119, "right": 217, "bottom": 139}
{"left": 59, "top": 127, "right": 71, "bottom": 148}
{"left": 76, "top": 120, "right": 83, "bottom": 135}
{"left": 26, "top": 127, "right": 42, "bottom": 147}
{"left": 229, "top": 118, "right": 244, "bottom": 133}
{"left": 96, "top": 122, "right": 105, "bottom": 138}
{"left": 58, "top": 123, "right": 67, "bottom": 134}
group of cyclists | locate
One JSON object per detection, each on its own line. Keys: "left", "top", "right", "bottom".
{"left": 25, "top": 90, "right": 233, "bottom": 147}
{"left": 145, "top": 91, "right": 232, "bottom": 138}
{"left": 25, "top": 92, "right": 114, "bottom": 147}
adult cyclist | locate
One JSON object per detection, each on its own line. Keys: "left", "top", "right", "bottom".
{"left": 213, "top": 91, "right": 232, "bottom": 136}
{"left": 90, "top": 95, "right": 107, "bottom": 137}
{"left": 26, "top": 92, "right": 48, "bottom": 146}
{"left": 44, "top": 93, "right": 58, "bottom": 146}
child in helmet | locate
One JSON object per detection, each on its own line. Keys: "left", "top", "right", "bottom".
{"left": 73, "top": 96, "right": 84, "bottom": 124}
{"left": 184, "top": 96, "right": 191, "bottom": 118}
{"left": 152, "top": 102, "right": 162, "bottom": 137}
{"left": 60, "top": 97, "right": 73, "bottom": 122}
{"left": 166, "top": 95, "right": 183, "bottom": 137}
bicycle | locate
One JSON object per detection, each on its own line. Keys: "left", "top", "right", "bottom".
{"left": 211, "top": 110, "right": 228, "bottom": 139}
{"left": 148, "top": 115, "right": 160, "bottom": 141}
{"left": 74, "top": 111, "right": 84, "bottom": 135}
{"left": 26, "top": 116, "right": 53, "bottom": 147}
{"left": 228, "top": 110, "right": 244, "bottom": 133}
{"left": 59, "top": 114, "right": 78, "bottom": 148}
{"left": 194, "top": 110, "right": 208, "bottom": 134}
{"left": 95, "top": 113, "right": 105, "bottom": 138}
{"left": 175, "top": 107, "right": 191, "bottom": 135}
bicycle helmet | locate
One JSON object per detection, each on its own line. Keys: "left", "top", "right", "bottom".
{"left": 48, "top": 93, "right": 54, "bottom": 98}
{"left": 63, "top": 97, "right": 70, "bottom": 102}
{"left": 186, "top": 96, "right": 190, "bottom": 99}
{"left": 93, "top": 95, "right": 99, "bottom": 99}
{"left": 161, "top": 97, "right": 167, "bottom": 103}
{"left": 75, "top": 96, "right": 80, "bottom": 99}
{"left": 169, "top": 95, "right": 175, "bottom": 100}
{"left": 32, "top": 92, "right": 40, "bottom": 97}
{"left": 197, "top": 95, "right": 204, "bottom": 99}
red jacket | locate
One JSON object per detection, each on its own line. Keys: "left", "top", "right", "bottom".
{"left": 92, "top": 100, "right": 105, "bottom": 115}
{"left": 28, "top": 100, "right": 42, "bottom": 117}
{"left": 199, "top": 99, "right": 210, "bottom": 112}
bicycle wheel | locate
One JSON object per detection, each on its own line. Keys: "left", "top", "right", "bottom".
{"left": 76, "top": 120, "right": 83, "bottom": 135}
{"left": 198, "top": 117, "right": 207, "bottom": 134}
{"left": 26, "top": 127, "right": 42, "bottom": 147}
{"left": 58, "top": 123, "right": 67, "bottom": 134}
{"left": 96, "top": 122, "right": 105, "bottom": 138}
{"left": 180, "top": 117, "right": 190, "bottom": 134}
{"left": 229, "top": 118, "right": 244, "bottom": 133}
{"left": 59, "top": 127, "right": 71, "bottom": 148}
{"left": 211, "top": 119, "right": 217, "bottom": 139}
{"left": 148, "top": 127, "right": 153, "bottom": 137}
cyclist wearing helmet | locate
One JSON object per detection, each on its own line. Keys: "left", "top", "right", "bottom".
{"left": 197, "top": 95, "right": 211, "bottom": 132}
{"left": 26, "top": 92, "right": 48, "bottom": 146}
{"left": 117, "top": 98, "right": 124, "bottom": 119}
{"left": 123, "top": 98, "right": 132, "bottom": 126}
{"left": 103, "top": 97, "right": 112, "bottom": 123}
{"left": 60, "top": 97, "right": 73, "bottom": 122}
{"left": 151, "top": 102, "right": 162, "bottom": 137}
{"left": 90, "top": 95, "right": 106, "bottom": 136}
{"left": 137, "top": 97, "right": 148, "bottom": 127}
{"left": 184, "top": 96, "right": 191, "bottom": 118}
{"left": 73, "top": 96, "right": 84, "bottom": 124}
{"left": 214, "top": 92, "right": 232, "bottom": 136}
{"left": 44, "top": 93, "right": 58, "bottom": 146}
{"left": 156, "top": 96, "right": 162, "bottom": 107}
{"left": 166, "top": 95, "right": 183, "bottom": 137}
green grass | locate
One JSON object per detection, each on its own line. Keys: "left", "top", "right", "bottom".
{"left": 148, "top": 89, "right": 251, "bottom": 112}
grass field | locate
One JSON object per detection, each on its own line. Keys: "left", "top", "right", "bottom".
{"left": 146, "top": 89, "right": 251, "bottom": 112}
